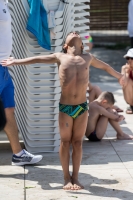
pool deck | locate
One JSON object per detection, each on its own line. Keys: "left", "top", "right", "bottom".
{"left": 0, "top": 82, "right": 133, "bottom": 200}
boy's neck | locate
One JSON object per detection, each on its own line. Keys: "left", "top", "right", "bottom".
{"left": 94, "top": 100, "right": 103, "bottom": 106}
{"left": 67, "top": 46, "right": 82, "bottom": 56}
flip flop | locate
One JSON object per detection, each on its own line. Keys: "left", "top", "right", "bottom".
{"left": 116, "top": 108, "right": 123, "bottom": 113}
{"left": 126, "top": 106, "right": 133, "bottom": 114}
{"left": 114, "top": 106, "right": 123, "bottom": 112}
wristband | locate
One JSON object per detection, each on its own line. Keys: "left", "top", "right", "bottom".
{"left": 85, "top": 35, "right": 93, "bottom": 43}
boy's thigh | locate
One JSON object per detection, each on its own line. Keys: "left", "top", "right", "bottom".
{"left": 95, "top": 115, "right": 108, "bottom": 139}
{"left": 72, "top": 111, "right": 88, "bottom": 140}
{"left": 59, "top": 111, "right": 73, "bottom": 141}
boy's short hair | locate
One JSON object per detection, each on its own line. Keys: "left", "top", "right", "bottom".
{"left": 98, "top": 91, "right": 115, "bottom": 105}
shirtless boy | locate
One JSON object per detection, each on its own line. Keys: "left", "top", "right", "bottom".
{"left": 87, "top": 82, "right": 123, "bottom": 112}
{"left": 121, "top": 48, "right": 133, "bottom": 114}
{"left": 85, "top": 91, "right": 133, "bottom": 141}
{"left": 1, "top": 32, "right": 124, "bottom": 190}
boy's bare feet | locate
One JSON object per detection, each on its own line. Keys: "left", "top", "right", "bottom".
{"left": 72, "top": 178, "right": 84, "bottom": 190}
{"left": 117, "top": 133, "right": 133, "bottom": 140}
{"left": 63, "top": 179, "right": 74, "bottom": 190}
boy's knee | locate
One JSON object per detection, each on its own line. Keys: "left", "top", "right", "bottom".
{"left": 107, "top": 108, "right": 118, "bottom": 115}
{"left": 60, "top": 140, "right": 71, "bottom": 148}
{"left": 93, "top": 85, "right": 101, "bottom": 91}
{"left": 72, "top": 140, "right": 82, "bottom": 149}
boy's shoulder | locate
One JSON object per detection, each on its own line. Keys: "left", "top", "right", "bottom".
{"left": 90, "top": 101, "right": 100, "bottom": 108}
{"left": 90, "top": 101, "right": 105, "bottom": 111}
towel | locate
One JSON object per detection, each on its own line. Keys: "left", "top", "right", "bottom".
{"left": 27, "top": 0, "right": 51, "bottom": 50}
{"left": 48, "top": 10, "right": 56, "bottom": 29}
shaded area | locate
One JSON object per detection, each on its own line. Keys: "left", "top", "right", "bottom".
{"left": 90, "top": 47, "right": 126, "bottom": 82}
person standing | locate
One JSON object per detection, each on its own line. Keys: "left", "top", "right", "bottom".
{"left": 2, "top": 32, "right": 124, "bottom": 190}
{"left": 128, "top": 0, "right": 133, "bottom": 48}
{"left": 121, "top": 48, "right": 133, "bottom": 114}
{"left": 0, "top": 0, "right": 42, "bottom": 165}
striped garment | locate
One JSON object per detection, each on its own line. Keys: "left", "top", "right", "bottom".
{"left": 59, "top": 102, "right": 88, "bottom": 119}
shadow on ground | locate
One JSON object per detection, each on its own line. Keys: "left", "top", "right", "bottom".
{"left": 0, "top": 165, "right": 133, "bottom": 200}
{"left": 90, "top": 47, "right": 126, "bottom": 82}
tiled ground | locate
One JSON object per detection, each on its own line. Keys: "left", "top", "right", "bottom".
{"left": 0, "top": 82, "right": 133, "bottom": 200}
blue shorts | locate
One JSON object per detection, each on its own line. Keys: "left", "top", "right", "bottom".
{"left": 0, "top": 65, "right": 15, "bottom": 108}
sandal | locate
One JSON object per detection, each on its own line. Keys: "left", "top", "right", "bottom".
{"left": 113, "top": 105, "right": 123, "bottom": 112}
{"left": 126, "top": 106, "right": 133, "bottom": 114}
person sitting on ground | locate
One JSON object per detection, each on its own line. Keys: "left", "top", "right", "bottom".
{"left": 85, "top": 91, "right": 133, "bottom": 141}
{"left": 1, "top": 32, "right": 124, "bottom": 190}
{"left": 121, "top": 48, "right": 133, "bottom": 114}
{"left": 87, "top": 82, "right": 123, "bottom": 112}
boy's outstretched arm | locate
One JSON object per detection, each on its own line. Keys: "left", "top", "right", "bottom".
{"left": 90, "top": 54, "right": 123, "bottom": 80}
{"left": 1, "top": 53, "right": 59, "bottom": 67}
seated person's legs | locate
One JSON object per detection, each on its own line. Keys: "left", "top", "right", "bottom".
{"left": 122, "top": 76, "right": 133, "bottom": 106}
{"left": 88, "top": 83, "right": 102, "bottom": 103}
{"left": 86, "top": 115, "right": 108, "bottom": 141}
{"left": 86, "top": 91, "right": 133, "bottom": 141}
{"left": 108, "top": 109, "right": 133, "bottom": 140}
{"left": 121, "top": 51, "right": 133, "bottom": 113}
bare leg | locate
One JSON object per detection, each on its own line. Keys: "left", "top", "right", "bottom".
{"left": 85, "top": 111, "right": 109, "bottom": 139}
{"left": 109, "top": 119, "right": 133, "bottom": 140}
{"left": 122, "top": 76, "right": 133, "bottom": 106}
{"left": 59, "top": 112, "right": 74, "bottom": 190}
{"left": 88, "top": 83, "right": 122, "bottom": 111}
{"left": 71, "top": 111, "right": 88, "bottom": 190}
{"left": 95, "top": 115, "right": 109, "bottom": 140}
{"left": 4, "top": 108, "right": 22, "bottom": 154}
{"left": 88, "top": 83, "right": 102, "bottom": 103}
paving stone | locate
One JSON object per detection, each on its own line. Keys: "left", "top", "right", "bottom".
{"left": 1, "top": 47, "right": 133, "bottom": 199}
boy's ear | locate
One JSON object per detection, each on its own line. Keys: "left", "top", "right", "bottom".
{"left": 63, "top": 44, "right": 68, "bottom": 51}
{"left": 81, "top": 44, "right": 84, "bottom": 50}
{"left": 102, "top": 99, "right": 107, "bottom": 104}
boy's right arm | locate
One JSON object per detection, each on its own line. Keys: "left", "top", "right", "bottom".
{"left": 1, "top": 53, "right": 60, "bottom": 67}
{"left": 98, "top": 106, "right": 122, "bottom": 122}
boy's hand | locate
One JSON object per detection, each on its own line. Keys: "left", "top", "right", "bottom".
{"left": 1, "top": 57, "right": 15, "bottom": 67}
{"left": 117, "top": 115, "right": 125, "bottom": 122}
{"left": 119, "top": 74, "right": 124, "bottom": 86}
{"left": 119, "top": 74, "right": 128, "bottom": 88}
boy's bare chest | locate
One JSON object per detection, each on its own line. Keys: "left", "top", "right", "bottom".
{"left": 61, "top": 57, "right": 89, "bottom": 73}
